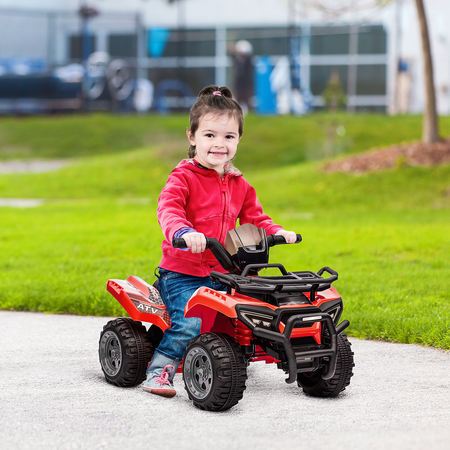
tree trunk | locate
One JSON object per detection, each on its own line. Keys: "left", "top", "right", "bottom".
{"left": 415, "top": 0, "right": 440, "bottom": 143}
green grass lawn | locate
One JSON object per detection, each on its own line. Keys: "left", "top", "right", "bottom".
{"left": 0, "top": 113, "right": 449, "bottom": 350}
{"left": 3, "top": 112, "right": 450, "bottom": 167}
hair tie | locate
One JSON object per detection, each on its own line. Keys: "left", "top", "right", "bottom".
{"left": 212, "top": 91, "right": 222, "bottom": 96}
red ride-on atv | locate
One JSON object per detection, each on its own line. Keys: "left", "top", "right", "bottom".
{"left": 99, "top": 224, "right": 354, "bottom": 411}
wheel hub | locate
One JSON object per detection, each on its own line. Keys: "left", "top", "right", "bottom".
{"left": 99, "top": 330, "right": 122, "bottom": 377}
{"left": 183, "top": 347, "right": 212, "bottom": 400}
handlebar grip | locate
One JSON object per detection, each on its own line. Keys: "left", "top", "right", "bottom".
{"left": 172, "top": 238, "right": 187, "bottom": 248}
{"left": 267, "top": 234, "right": 302, "bottom": 246}
{"left": 172, "top": 237, "right": 212, "bottom": 249}
{"left": 271, "top": 235, "right": 287, "bottom": 245}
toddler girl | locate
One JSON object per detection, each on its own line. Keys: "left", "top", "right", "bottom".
{"left": 143, "top": 85, "right": 296, "bottom": 397}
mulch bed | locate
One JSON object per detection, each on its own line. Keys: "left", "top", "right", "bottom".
{"left": 323, "top": 138, "right": 450, "bottom": 174}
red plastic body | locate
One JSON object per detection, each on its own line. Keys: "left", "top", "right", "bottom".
{"left": 107, "top": 276, "right": 171, "bottom": 332}
{"left": 107, "top": 275, "right": 342, "bottom": 368}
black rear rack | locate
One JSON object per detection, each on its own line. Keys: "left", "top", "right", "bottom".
{"left": 210, "top": 264, "right": 338, "bottom": 303}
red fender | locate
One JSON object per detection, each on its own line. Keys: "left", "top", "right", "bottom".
{"left": 106, "top": 276, "right": 171, "bottom": 331}
{"left": 184, "top": 287, "right": 267, "bottom": 334}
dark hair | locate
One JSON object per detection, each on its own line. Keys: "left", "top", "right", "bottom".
{"left": 187, "top": 85, "right": 244, "bottom": 158}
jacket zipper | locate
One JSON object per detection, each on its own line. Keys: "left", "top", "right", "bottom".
{"left": 218, "top": 174, "right": 229, "bottom": 244}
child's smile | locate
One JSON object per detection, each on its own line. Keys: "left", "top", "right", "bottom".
{"left": 187, "top": 113, "right": 241, "bottom": 176}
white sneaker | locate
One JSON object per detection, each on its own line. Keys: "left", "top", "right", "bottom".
{"left": 142, "top": 364, "right": 176, "bottom": 398}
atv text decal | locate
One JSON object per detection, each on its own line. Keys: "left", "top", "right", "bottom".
{"left": 136, "top": 302, "right": 164, "bottom": 315}
{"left": 129, "top": 297, "right": 164, "bottom": 315}
{"left": 130, "top": 298, "right": 171, "bottom": 325}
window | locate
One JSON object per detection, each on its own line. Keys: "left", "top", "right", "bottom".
{"left": 358, "top": 25, "right": 387, "bottom": 55}
{"left": 356, "top": 65, "right": 386, "bottom": 95}
{"left": 154, "top": 29, "right": 216, "bottom": 57}
{"left": 108, "top": 34, "right": 137, "bottom": 58}
{"left": 227, "top": 27, "right": 295, "bottom": 56}
{"left": 69, "top": 34, "right": 97, "bottom": 60}
{"left": 311, "top": 27, "right": 350, "bottom": 55}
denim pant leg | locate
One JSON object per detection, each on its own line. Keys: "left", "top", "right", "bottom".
{"left": 154, "top": 269, "right": 225, "bottom": 362}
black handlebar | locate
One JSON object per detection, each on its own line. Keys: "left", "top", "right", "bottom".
{"left": 172, "top": 233, "right": 303, "bottom": 274}
{"left": 172, "top": 234, "right": 302, "bottom": 250}
{"left": 172, "top": 232, "right": 337, "bottom": 296}
{"left": 267, "top": 234, "right": 302, "bottom": 246}
{"left": 172, "top": 237, "right": 199, "bottom": 249}
{"left": 173, "top": 237, "right": 236, "bottom": 272}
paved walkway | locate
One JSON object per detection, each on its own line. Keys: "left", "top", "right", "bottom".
{"left": 1, "top": 310, "right": 449, "bottom": 450}
{"left": 0, "top": 160, "right": 67, "bottom": 173}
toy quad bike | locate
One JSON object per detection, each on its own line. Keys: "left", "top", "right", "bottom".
{"left": 99, "top": 224, "right": 354, "bottom": 411}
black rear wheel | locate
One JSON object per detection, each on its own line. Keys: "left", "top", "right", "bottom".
{"left": 297, "top": 333, "right": 354, "bottom": 397}
{"left": 183, "top": 332, "right": 247, "bottom": 411}
{"left": 99, "top": 318, "right": 153, "bottom": 387}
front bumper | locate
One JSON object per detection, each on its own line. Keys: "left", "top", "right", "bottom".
{"left": 252, "top": 313, "right": 350, "bottom": 383}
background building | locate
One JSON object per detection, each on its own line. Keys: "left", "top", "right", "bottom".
{"left": 0, "top": 0, "right": 447, "bottom": 115}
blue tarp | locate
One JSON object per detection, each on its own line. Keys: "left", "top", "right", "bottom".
{"left": 254, "top": 56, "right": 277, "bottom": 115}
{"left": 147, "top": 28, "right": 171, "bottom": 58}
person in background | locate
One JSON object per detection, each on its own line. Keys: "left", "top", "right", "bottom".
{"left": 231, "top": 40, "right": 254, "bottom": 113}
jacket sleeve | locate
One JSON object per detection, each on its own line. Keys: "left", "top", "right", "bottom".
{"left": 238, "top": 179, "right": 283, "bottom": 235}
{"left": 157, "top": 170, "right": 194, "bottom": 242}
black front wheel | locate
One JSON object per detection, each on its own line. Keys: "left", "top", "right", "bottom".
{"left": 99, "top": 318, "right": 153, "bottom": 387}
{"left": 297, "top": 333, "right": 354, "bottom": 397}
{"left": 183, "top": 332, "right": 247, "bottom": 411}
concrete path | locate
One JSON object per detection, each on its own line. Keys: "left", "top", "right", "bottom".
{"left": 1, "top": 310, "right": 449, "bottom": 450}
{"left": 0, "top": 160, "right": 67, "bottom": 173}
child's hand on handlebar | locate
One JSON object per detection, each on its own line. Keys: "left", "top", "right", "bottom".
{"left": 183, "top": 232, "right": 207, "bottom": 253}
{"left": 275, "top": 229, "right": 297, "bottom": 244}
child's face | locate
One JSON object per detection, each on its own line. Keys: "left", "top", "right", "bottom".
{"left": 187, "top": 113, "right": 241, "bottom": 175}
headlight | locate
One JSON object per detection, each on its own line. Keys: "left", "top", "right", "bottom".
{"left": 240, "top": 311, "right": 273, "bottom": 329}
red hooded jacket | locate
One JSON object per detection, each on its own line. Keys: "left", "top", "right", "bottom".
{"left": 157, "top": 159, "right": 283, "bottom": 277}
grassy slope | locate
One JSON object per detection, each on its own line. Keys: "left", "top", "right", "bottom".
{"left": 0, "top": 113, "right": 449, "bottom": 349}
{"left": 2, "top": 113, "right": 450, "bottom": 164}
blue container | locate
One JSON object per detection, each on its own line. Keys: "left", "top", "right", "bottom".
{"left": 254, "top": 56, "right": 277, "bottom": 115}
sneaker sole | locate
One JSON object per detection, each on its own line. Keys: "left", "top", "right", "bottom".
{"left": 142, "top": 385, "right": 176, "bottom": 398}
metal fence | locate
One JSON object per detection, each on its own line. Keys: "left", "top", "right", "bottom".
{"left": 0, "top": 7, "right": 389, "bottom": 114}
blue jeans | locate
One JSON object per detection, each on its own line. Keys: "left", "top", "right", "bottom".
{"left": 154, "top": 268, "right": 225, "bottom": 362}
